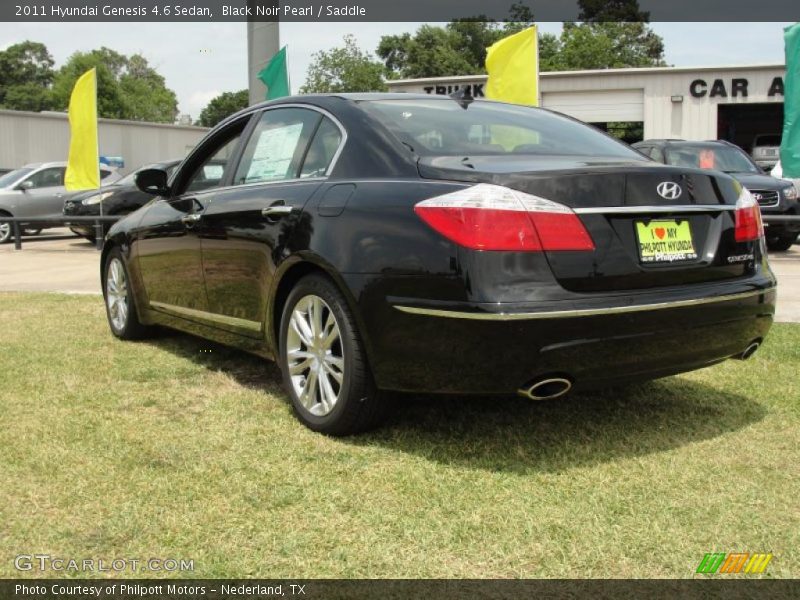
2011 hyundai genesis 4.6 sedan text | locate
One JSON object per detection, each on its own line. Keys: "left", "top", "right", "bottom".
{"left": 101, "top": 94, "right": 777, "bottom": 435}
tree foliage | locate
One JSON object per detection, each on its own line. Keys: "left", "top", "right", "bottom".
{"left": 378, "top": 9, "right": 536, "bottom": 80}
{"left": 51, "top": 48, "right": 178, "bottom": 123}
{"left": 0, "top": 41, "right": 56, "bottom": 111}
{"left": 300, "top": 35, "right": 387, "bottom": 94}
{"left": 542, "top": 22, "right": 665, "bottom": 71}
{"left": 0, "top": 41, "right": 178, "bottom": 122}
{"left": 377, "top": 0, "right": 665, "bottom": 77}
{"left": 197, "top": 90, "right": 249, "bottom": 127}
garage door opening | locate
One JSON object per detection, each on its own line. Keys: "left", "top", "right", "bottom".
{"left": 590, "top": 122, "right": 644, "bottom": 144}
{"left": 717, "top": 103, "right": 784, "bottom": 154}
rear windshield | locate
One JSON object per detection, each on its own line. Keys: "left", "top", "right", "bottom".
{"left": 359, "top": 99, "right": 644, "bottom": 159}
{"left": 665, "top": 145, "right": 758, "bottom": 173}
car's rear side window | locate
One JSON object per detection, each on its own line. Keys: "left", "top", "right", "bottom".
{"left": 300, "top": 117, "right": 343, "bottom": 178}
{"left": 359, "top": 99, "right": 644, "bottom": 159}
{"left": 233, "top": 108, "right": 321, "bottom": 185}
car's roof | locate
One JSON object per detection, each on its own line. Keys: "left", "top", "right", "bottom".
{"left": 226, "top": 92, "right": 507, "bottom": 125}
{"left": 259, "top": 92, "right": 455, "bottom": 106}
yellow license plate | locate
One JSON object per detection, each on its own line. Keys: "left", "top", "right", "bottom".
{"left": 635, "top": 220, "right": 697, "bottom": 263}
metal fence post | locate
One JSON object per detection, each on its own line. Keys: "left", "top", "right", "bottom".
{"left": 13, "top": 221, "right": 21, "bottom": 250}
{"left": 94, "top": 220, "right": 104, "bottom": 251}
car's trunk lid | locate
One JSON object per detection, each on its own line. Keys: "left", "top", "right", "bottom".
{"left": 418, "top": 155, "right": 756, "bottom": 293}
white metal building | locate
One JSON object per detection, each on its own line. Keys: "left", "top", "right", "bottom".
{"left": 0, "top": 109, "right": 209, "bottom": 173}
{"left": 386, "top": 64, "right": 786, "bottom": 151}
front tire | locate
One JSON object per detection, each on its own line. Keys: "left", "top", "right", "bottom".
{"left": 0, "top": 213, "right": 12, "bottom": 244}
{"left": 103, "top": 248, "right": 151, "bottom": 339}
{"left": 766, "top": 232, "right": 797, "bottom": 252}
{"left": 279, "top": 274, "right": 386, "bottom": 435}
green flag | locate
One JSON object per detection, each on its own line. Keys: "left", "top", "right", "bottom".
{"left": 781, "top": 23, "right": 800, "bottom": 177}
{"left": 257, "top": 46, "right": 290, "bottom": 100}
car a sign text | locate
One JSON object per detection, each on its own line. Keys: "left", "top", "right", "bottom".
{"left": 690, "top": 76, "right": 784, "bottom": 98}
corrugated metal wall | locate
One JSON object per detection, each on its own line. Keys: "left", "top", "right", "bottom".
{"left": 0, "top": 110, "right": 209, "bottom": 172}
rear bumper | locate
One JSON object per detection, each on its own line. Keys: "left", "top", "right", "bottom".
{"left": 358, "top": 279, "right": 777, "bottom": 394}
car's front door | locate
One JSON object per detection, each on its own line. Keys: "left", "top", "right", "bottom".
{"left": 199, "top": 107, "right": 346, "bottom": 336}
{"left": 135, "top": 116, "right": 251, "bottom": 315}
{"left": 14, "top": 166, "right": 67, "bottom": 219}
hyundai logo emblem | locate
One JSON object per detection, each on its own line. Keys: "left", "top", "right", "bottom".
{"left": 657, "top": 181, "right": 682, "bottom": 200}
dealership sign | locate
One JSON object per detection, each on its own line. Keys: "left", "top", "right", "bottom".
{"left": 689, "top": 77, "right": 784, "bottom": 98}
{"left": 421, "top": 83, "right": 486, "bottom": 97}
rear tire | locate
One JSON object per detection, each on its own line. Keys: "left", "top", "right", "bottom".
{"left": 766, "top": 233, "right": 797, "bottom": 252}
{"left": 103, "top": 247, "right": 151, "bottom": 340}
{"left": 279, "top": 274, "right": 387, "bottom": 436}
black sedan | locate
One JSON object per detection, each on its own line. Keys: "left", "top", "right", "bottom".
{"left": 101, "top": 94, "right": 777, "bottom": 435}
{"left": 63, "top": 160, "right": 182, "bottom": 242}
{"left": 633, "top": 139, "right": 799, "bottom": 251}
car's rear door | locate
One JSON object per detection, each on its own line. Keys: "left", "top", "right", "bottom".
{"left": 198, "top": 106, "right": 346, "bottom": 337}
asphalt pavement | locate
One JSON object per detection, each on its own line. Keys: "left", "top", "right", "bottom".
{"left": 1, "top": 228, "right": 799, "bottom": 322}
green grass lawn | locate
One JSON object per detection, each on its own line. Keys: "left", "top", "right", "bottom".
{"left": 0, "top": 292, "right": 798, "bottom": 579}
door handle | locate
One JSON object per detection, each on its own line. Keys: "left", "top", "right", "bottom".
{"left": 261, "top": 206, "right": 294, "bottom": 218}
{"left": 181, "top": 213, "right": 202, "bottom": 225}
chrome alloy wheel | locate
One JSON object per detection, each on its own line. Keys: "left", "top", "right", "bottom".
{"left": 0, "top": 222, "right": 10, "bottom": 243}
{"left": 106, "top": 257, "right": 129, "bottom": 331}
{"left": 286, "top": 294, "right": 345, "bottom": 417}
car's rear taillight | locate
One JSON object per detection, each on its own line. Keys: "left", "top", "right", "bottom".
{"left": 414, "top": 184, "right": 595, "bottom": 252}
{"left": 734, "top": 188, "right": 764, "bottom": 243}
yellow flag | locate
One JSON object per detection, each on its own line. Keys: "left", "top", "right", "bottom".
{"left": 485, "top": 26, "right": 539, "bottom": 106}
{"left": 65, "top": 68, "right": 99, "bottom": 191}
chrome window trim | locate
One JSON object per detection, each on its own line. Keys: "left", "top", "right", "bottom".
{"left": 574, "top": 205, "right": 737, "bottom": 215}
{"left": 393, "top": 288, "right": 773, "bottom": 321}
{"left": 169, "top": 103, "right": 347, "bottom": 200}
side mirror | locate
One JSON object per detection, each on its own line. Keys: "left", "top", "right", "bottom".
{"left": 135, "top": 168, "right": 170, "bottom": 196}
{"left": 17, "top": 180, "right": 34, "bottom": 191}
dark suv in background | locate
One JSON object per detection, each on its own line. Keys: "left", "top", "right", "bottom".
{"left": 63, "top": 160, "right": 181, "bottom": 243}
{"left": 633, "top": 139, "right": 799, "bottom": 251}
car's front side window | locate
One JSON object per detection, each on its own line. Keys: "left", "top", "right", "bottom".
{"left": 24, "top": 167, "right": 65, "bottom": 189}
{"left": 233, "top": 108, "right": 322, "bottom": 186}
{"left": 170, "top": 118, "right": 250, "bottom": 197}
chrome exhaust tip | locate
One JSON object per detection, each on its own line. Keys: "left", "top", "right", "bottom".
{"left": 737, "top": 341, "right": 761, "bottom": 361}
{"left": 518, "top": 377, "right": 572, "bottom": 401}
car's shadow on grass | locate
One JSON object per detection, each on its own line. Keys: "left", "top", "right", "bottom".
{"left": 357, "top": 382, "right": 766, "bottom": 474}
{"left": 150, "top": 332, "right": 766, "bottom": 475}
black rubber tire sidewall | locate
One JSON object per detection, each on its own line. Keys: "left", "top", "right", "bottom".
{"left": 278, "top": 274, "right": 376, "bottom": 435}
{"left": 766, "top": 233, "right": 797, "bottom": 252}
{"left": 103, "top": 248, "right": 148, "bottom": 340}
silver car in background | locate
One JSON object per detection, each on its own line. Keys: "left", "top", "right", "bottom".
{"left": 751, "top": 134, "right": 781, "bottom": 171}
{"left": 0, "top": 161, "right": 120, "bottom": 243}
